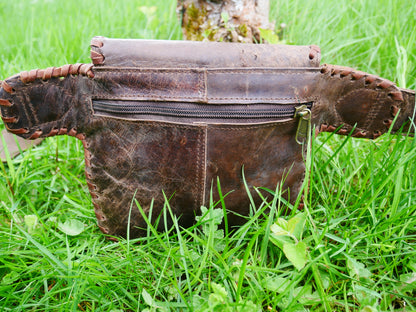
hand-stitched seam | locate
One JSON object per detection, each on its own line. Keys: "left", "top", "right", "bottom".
{"left": 81, "top": 139, "right": 110, "bottom": 234}
{"left": 0, "top": 99, "right": 13, "bottom": 107}
{"left": 320, "top": 64, "right": 404, "bottom": 138}
{"left": 26, "top": 125, "right": 86, "bottom": 140}
{"left": 112, "top": 118, "right": 203, "bottom": 131}
{"left": 3, "top": 75, "right": 89, "bottom": 98}
{"left": 97, "top": 115, "right": 299, "bottom": 130}
{"left": 90, "top": 37, "right": 104, "bottom": 48}
{"left": 94, "top": 67, "right": 319, "bottom": 74}
{"left": 211, "top": 120, "right": 297, "bottom": 131}
{"left": 1, "top": 81, "right": 15, "bottom": 93}
{"left": 308, "top": 45, "right": 321, "bottom": 61}
{"left": 197, "top": 70, "right": 205, "bottom": 101}
{"left": 201, "top": 127, "right": 207, "bottom": 207}
{"left": 3, "top": 89, "right": 60, "bottom": 128}
{"left": 207, "top": 71, "right": 318, "bottom": 75}
{"left": 1, "top": 116, "right": 18, "bottom": 123}
{"left": 195, "top": 127, "right": 206, "bottom": 209}
{"left": 362, "top": 93, "right": 385, "bottom": 131}
{"left": 92, "top": 70, "right": 316, "bottom": 101}
{"left": 19, "top": 64, "right": 94, "bottom": 83}
{"left": 11, "top": 97, "right": 86, "bottom": 140}
{"left": 90, "top": 37, "right": 105, "bottom": 65}
{"left": 3, "top": 78, "right": 90, "bottom": 137}
{"left": 94, "top": 68, "right": 205, "bottom": 74}
{"left": 92, "top": 94, "right": 315, "bottom": 102}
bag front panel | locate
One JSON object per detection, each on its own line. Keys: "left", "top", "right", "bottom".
{"left": 83, "top": 114, "right": 305, "bottom": 237}
{"left": 205, "top": 119, "right": 304, "bottom": 226}
{"left": 87, "top": 66, "right": 315, "bottom": 236}
{"left": 84, "top": 117, "right": 206, "bottom": 237}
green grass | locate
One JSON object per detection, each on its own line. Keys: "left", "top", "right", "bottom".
{"left": 1, "top": 0, "right": 415, "bottom": 311}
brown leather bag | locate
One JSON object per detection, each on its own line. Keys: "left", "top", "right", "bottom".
{"left": 1, "top": 37, "right": 414, "bottom": 238}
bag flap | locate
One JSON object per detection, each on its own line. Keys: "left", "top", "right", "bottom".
{"left": 90, "top": 37, "right": 321, "bottom": 68}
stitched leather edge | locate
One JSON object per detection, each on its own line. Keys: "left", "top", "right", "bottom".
{"left": 318, "top": 64, "right": 409, "bottom": 139}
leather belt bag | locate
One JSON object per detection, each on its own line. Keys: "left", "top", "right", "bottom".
{"left": 1, "top": 37, "right": 415, "bottom": 238}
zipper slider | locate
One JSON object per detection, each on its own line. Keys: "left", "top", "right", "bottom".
{"left": 295, "top": 105, "right": 311, "bottom": 144}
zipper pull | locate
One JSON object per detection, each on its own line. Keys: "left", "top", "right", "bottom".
{"left": 295, "top": 105, "right": 311, "bottom": 144}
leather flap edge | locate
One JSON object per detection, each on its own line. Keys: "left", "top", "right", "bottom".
{"left": 90, "top": 36, "right": 321, "bottom": 69}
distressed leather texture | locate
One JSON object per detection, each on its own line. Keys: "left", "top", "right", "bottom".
{"left": 1, "top": 37, "right": 415, "bottom": 238}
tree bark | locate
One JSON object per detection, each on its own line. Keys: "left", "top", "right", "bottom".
{"left": 177, "top": 0, "right": 273, "bottom": 43}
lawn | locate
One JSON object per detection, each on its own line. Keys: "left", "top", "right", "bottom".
{"left": 0, "top": 0, "right": 415, "bottom": 311}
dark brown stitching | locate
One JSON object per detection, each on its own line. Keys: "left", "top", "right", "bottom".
{"left": 0, "top": 99, "right": 12, "bottom": 107}
{"left": 339, "top": 68, "right": 352, "bottom": 77}
{"left": 319, "top": 124, "right": 328, "bottom": 132}
{"left": 92, "top": 69, "right": 317, "bottom": 102}
{"left": 76, "top": 133, "right": 86, "bottom": 140}
{"left": 391, "top": 105, "right": 399, "bottom": 117}
{"left": 336, "top": 128, "right": 348, "bottom": 135}
{"left": 1, "top": 116, "right": 17, "bottom": 123}
{"left": 81, "top": 138, "right": 110, "bottom": 235}
{"left": 212, "top": 119, "right": 297, "bottom": 130}
{"left": 352, "top": 71, "right": 365, "bottom": 80}
{"left": 91, "top": 51, "right": 105, "bottom": 65}
{"left": 364, "top": 75, "right": 377, "bottom": 85}
{"left": 325, "top": 125, "right": 337, "bottom": 132}
{"left": 308, "top": 45, "right": 320, "bottom": 60}
{"left": 389, "top": 91, "right": 404, "bottom": 101}
{"left": 384, "top": 119, "right": 393, "bottom": 128}
{"left": 90, "top": 37, "right": 104, "bottom": 48}
{"left": 93, "top": 94, "right": 314, "bottom": 102}
{"left": 377, "top": 80, "right": 394, "bottom": 89}
{"left": 6, "top": 82, "right": 85, "bottom": 136}
{"left": 87, "top": 181, "right": 97, "bottom": 191}
{"left": 320, "top": 64, "right": 405, "bottom": 138}
{"left": 98, "top": 225, "right": 110, "bottom": 234}
{"left": 82, "top": 140, "right": 91, "bottom": 167}
{"left": 320, "top": 124, "right": 381, "bottom": 140}
{"left": 25, "top": 127, "right": 86, "bottom": 140}
{"left": 47, "top": 128, "right": 59, "bottom": 137}
{"left": 321, "top": 64, "right": 397, "bottom": 92}
{"left": 19, "top": 63, "right": 94, "bottom": 83}
{"left": 352, "top": 130, "right": 367, "bottom": 138}
{"left": 103, "top": 116, "right": 299, "bottom": 131}
{"left": 195, "top": 128, "right": 206, "bottom": 209}
{"left": 90, "top": 37, "right": 105, "bottom": 65}
{"left": 4, "top": 124, "right": 28, "bottom": 134}
{"left": 197, "top": 70, "right": 205, "bottom": 101}
{"left": 2, "top": 81, "right": 14, "bottom": 94}
{"left": 58, "top": 128, "right": 68, "bottom": 135}
{"left": 94, "top": 67, "right": 318, "bottom": 75}
{"left": 67, "top": 128, "right": 77, "bottom": 136}
{"left": 373, "top": 130, "right": 382, "bottom": 138}
{"left": 29, "top": 130, "right": 43, "bottom": 140}
{"left": 361, "top": 92, "right": 384, "bottom": 130}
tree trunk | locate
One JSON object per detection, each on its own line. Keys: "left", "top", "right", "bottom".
{"left": 177, "top": 0, "right": 273, "bottom": 43}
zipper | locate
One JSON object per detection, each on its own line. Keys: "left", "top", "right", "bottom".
{"left": 294, "top": 105, "right": 312, "bottom": 144}
{"left": 93, "top": 100, "right": 312, "bottom": 120}
{"left": 93, "top": 100, "right": 312, "bottom": 144}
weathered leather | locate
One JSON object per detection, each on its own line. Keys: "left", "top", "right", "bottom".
{"left": 313, "top": 64, "right": 415, "bottom": 138}
{"left": 0, "top": 38, "right": 414, "bottom": 238}
{"left": 90, "top": 37, "right": 321, "bottom": 68}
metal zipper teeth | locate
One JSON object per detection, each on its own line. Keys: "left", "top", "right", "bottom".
{"left": 93, "top": 101, "right": 313, "bottom": 119}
